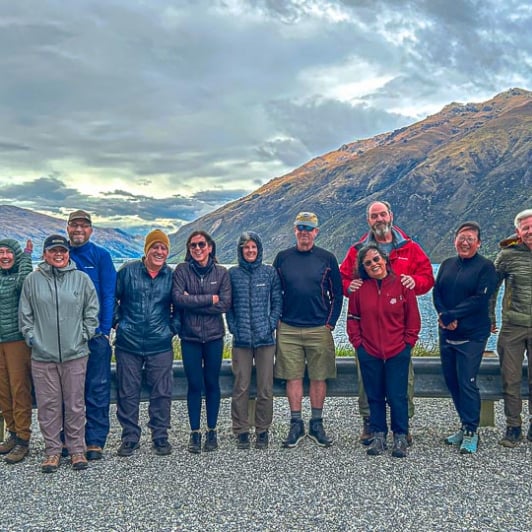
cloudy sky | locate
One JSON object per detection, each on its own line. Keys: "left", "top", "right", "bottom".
{"left": 1, "top": 0, "right": 530, "bottom": 234}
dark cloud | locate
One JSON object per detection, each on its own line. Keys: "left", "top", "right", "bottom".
{"left": 0, "top": 0, "right": 528, "bottom": 230}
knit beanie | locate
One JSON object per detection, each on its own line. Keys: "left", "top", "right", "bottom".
{"left": 144, "top": 229, "right": 170, "bottom": 255}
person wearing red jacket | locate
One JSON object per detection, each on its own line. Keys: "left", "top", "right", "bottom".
{"left": 340, "top": 200, "right": 433, "bottom": 445}
{"left": 347, "top": 244, "right": 421, "bottom": 458}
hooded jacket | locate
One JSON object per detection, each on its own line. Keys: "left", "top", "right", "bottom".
{"left": 226, "top": 232, "right": 282, "bottom": 348}
{"left": 490, "top": 237, "right": 532, "bottom": 328}
{"left": 340, "top": 226, "right": 434, "bottom": 297}
{"left": 19, "top": 261, "right": 99, "bottom": 362}
{"left": 0, "top": 239, "right": 33, "bottom": 343}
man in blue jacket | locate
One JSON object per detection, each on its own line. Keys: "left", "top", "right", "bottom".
{"left": 67, "top": 209, "right": 116, "bottom": 460}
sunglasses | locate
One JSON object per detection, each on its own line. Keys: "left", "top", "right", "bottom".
{"left": 296, "top": 225, "right": 315, "bottom": 232}
{"left": 363, "top": 256, "right": 383, "bottom": 267}
{"left": 189, "top": 241, "right": 207, "bottom": 249}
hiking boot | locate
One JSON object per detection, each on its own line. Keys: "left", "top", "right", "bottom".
{"left": 255, "top": 431, "right": 269, "bottom": 450}
{"left": 236, "top": 432, "right": 250, "bottom": 450}
{"left": 0, "top": 432, "right": 17, "bottom": 455}
{"left": 71, "top": 453, "right": 89, "bottom": 470}
{"left": 282, "top": 419, "right": 305, "bottom": 448}
{"left": 460, "top": 431, "right": 479, "bottom": 454}
{"left": 86, "top": 445, "right": 103, "bottom": 461}
{"left": 444, "top": 427, "right": 464, "bottom": 446}
{"left": 4, "top": 440, "right": 29, "bottom": 464}
{"left": 117, "top": 440, "right": 140, "bottom": 457}
{"left": 153, "top": 438, "right": 172, "bottom": 456}
{"left": 499, "top": 426, "right": 523, "bottom": 448}
{"left": 367, "top": 432, "right": 387, "bottom": 456}
{"left": 204, "top": 429, "right": 218, "bottom": 452}
{"left": 359, "top": 417, "right": 373, "bottom": 446}
{"left": 41, "top": 454, "right": 60, "bottom": 474}
{"left": 308, "top": 418, "right": 333, "bottom": 447}
{"left": 527, "top": 424, "right": 532, "bottom": 442}
{"left": 188, "top": 432, "right": 202, "bottom": 454}
{"left": 392, "top": 433, "right": 408, "bottom": 458}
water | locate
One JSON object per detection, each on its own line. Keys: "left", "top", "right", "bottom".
{"left": 332, "top": 265, "right": 502, "bottom": 351}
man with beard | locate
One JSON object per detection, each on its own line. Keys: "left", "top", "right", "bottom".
{"left": 340, "top": 201, "right": 434, "bottom": 445}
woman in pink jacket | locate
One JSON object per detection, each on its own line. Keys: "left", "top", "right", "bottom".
{"left": 347, "top": 244, "right": 420, "bottom": 458}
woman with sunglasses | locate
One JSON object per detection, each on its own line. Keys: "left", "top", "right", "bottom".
{"left": 346, "top": 244, "right": 420, "bottom": 458}
{"left": 172, "top": 231, "right": 231, "bottom": 453}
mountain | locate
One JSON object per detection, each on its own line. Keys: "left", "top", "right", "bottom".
{"left": 168, "top": 88, "right": 532, "bottom": 264}
{"left": 0, "top": 205, "right": 143, "bottom": 260}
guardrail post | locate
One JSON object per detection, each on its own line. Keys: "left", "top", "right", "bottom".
{"left": 480, "top": 400, "right": 495, "bottom": 427}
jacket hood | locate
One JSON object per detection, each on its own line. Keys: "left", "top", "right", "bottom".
{"left": 0, "top": 238, "right": 24, "bottom": 274}
{"left": 499, "top": 234, "right": 520, "bottom": 249}
{"left": 237, "top": 231, "right": 263, "bottom": 270}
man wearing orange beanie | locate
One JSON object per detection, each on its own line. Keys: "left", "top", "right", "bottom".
{"left": 113, "top": 229, "right": 180, "bottom": 457}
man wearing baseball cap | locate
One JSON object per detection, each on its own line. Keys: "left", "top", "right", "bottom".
{"left": 66, "top": 209, "right": 116, "bottom": 461}
{"left": 273, "top": 211, "right": 343, "bottom": 448}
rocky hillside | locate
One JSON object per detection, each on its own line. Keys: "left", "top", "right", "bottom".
{"left": 0, "top": 205, "right": 143, "bottom": 260}
{"left": 168, "top": 88, "right": 531, "bottom": 264}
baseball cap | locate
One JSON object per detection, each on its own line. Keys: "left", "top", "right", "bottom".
{"left": 68, "top": 210, "right": 92, "bottom": 224}
{"left": 294, "top": 212, "right": 319, "bottom": 228}
{"left": 43, "top": 235, "right": 70, "bottom": 252}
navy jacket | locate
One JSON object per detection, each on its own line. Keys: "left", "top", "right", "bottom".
{"left": 226, "top": 232, "right": 282, "bottom": 348}
{"left": 433, "top": 253, "right": 497, "bottom": 342}
{"left": 114, "top": 260, "right": 179, "bottom": 355}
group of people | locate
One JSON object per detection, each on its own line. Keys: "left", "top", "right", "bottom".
{"left": 0, "top": 204, "right": 530, "bottom": 472}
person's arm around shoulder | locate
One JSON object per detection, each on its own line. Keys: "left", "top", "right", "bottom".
{"left": 407, "top": 242, "right": 434, "bottom": 296}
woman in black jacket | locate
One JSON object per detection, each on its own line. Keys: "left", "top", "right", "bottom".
{"left": 172, "top": 231, "right": 231, "bottom": 453}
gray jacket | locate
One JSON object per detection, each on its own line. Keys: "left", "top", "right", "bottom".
{"left": 19, "top": 260, "right": 99, "bottom": 363}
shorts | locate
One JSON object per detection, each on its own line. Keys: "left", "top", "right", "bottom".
{"left": 275, "top": 322, "right": 337, "bottom": 380}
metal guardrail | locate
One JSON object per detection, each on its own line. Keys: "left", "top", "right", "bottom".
{"left": 1, "top": 357, "right": 529, "bottom": 440}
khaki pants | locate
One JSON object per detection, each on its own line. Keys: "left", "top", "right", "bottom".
{"left": 32, "top": 357, "right": 88, "bottom": 455}
{"left": 0, "top": 340, "right": 32, "bottom": 441}
{"left": 231, "top": 345, "right": 275, "bottom": 434}
{"left": 356, "top": 351, "right": 415, "bottom": 419}
{"left": 498, "top": 323, "right": 532, "bottom": 427}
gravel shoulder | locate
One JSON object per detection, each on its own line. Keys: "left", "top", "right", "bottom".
{"left": 1, "top": 397, "right": 530, "bottom": 532}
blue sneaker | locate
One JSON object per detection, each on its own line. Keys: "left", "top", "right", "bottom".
{"left": 444, "top": 428, "right": 464, "bottom": 446}
{"left": 459, "top": 431, "right": 479, "bottom": 454}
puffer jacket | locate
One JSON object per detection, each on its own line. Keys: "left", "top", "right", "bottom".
{"left": 491, "top": 239, "right": 532, "bottom": 328}
{"left": 226, "top": 232, "right": 282, "bottom": 348}
{"left": 113, "top": 259, "right": 180, "bottom": 356}
{"left": 0, "top": 239, "right": 33, "bottom": 343}
{"left": 19, "top": 261, "right": 99, "bottom": 362}
{"left": 172, "top": 258, "right": 231, "bottom": 343}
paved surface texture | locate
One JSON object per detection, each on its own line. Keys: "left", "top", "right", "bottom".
{"left": 1, "top": 397, "right": 530, "bottom": 531}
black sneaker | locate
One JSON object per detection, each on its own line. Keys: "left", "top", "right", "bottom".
{"left": 117, "top": 441, "right": 140, "bottom": 457}
{"left": 282, "top": 419, "right": 305, "bottom": 448}
{"left": 359, "top": 417, "right": 373, "bottom": 446}
{"left": 236, "top": 432, "right": 250, "bottom": 450}
{"left": 527, "top": 424, "right": 532, "bottom": 442}
{"left": 188, "top": 432, "right": 202, "bottom": 454}
{"left": 308, "top": 418, "right": 333, "bottom": 447}
{"left": 367, "top": 432, "right": 387, "bottom": 456}
{"left": 153, "top": 438, "right": 172, "bottom": 456}
{"left": 255, "top": 431, "right": 269, "bottom": 450}
{"left": 392, "top": 433, "right": 408, "bottom": 458}
{"left": 499, "top": 426, "right": 523, "bottom": 448}
{"left": 203, "top": 429, "right": 218, "bottom": 452}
